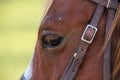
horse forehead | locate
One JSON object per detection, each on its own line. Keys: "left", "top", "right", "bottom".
{"left": 47, "top": 0, "right": 90, "bottom": 19}
{"left": 49, "top": 0, "right": 94, "bottom": 17}
{"left": 40, "top": 1, "right": 94, "bottom": 32}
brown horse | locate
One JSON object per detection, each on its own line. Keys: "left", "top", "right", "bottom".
{"left": 21, "top": 0, "right": 120, "bottom": 80}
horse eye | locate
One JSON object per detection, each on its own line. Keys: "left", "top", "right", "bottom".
{"left": 41, "top": 34, "right": 64, "bottom": 48}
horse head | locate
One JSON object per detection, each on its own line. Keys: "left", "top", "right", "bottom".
{"left": 21, "top": 0, "right": 120, "bottom": 80}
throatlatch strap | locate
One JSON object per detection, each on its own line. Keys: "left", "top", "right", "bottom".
{"left": 103, "top": 7, "right": 116, "bottom": 80}
{"left": 102, "top": 5, "right": 120, "bottom": 80}
{"left": 91, "top": 0, "right": 118, "bottom": 9}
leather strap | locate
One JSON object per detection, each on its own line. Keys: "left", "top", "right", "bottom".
{"left": 61, "top": 1, "right": 119, "bottom": 80}
{"left": 91, "top": 0, "right": 118, "bottom": 9}
{"left": 103, "top": 8, "right": 116, "bottom": 80}
{"left": 61, "top": 4, "right": 105, "bottom": 80}
{"left": 99, "top": 3, "right": 120, "bottom": 58}
{"left": 102, "top": 3, "right": 120, "bottom": 80}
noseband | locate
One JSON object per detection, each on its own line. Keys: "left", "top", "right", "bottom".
{"left": 61, "top": 0, "right": 119, "bottom": 80}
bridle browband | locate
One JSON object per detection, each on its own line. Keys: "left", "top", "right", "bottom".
{"left": 61, "top": 0, "right": 119, "bottom": 80}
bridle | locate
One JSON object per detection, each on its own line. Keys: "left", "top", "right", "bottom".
{"left": 61, "top": 0, "right": 119, "bottom": 80}
{"left": 20, "top": 0, "right": 120, "bottom": 80}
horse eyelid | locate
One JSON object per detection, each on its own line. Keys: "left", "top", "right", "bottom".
{"left": 41, "top": 34, "right": 64, "bottom": 48}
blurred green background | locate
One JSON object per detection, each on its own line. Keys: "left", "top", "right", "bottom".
{"left": 0, "top": 0, "right": 46, "bottom": 80}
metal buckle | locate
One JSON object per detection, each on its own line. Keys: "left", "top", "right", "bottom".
{"left": 107, "top": 0, "right": 111, "bottom": 8}
{"left": 81, "top": 24, "right": 98, "bottom": 44}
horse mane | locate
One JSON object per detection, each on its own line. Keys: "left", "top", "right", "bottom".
{"left": 111, "top": 20, "right": 120, "bottom": 80}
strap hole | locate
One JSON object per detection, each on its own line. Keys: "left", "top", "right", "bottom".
{"left": 81, "top": 48, "right": 84, "bottom": 51}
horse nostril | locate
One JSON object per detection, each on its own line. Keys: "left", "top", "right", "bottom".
{"left": 41, "top": 34, "right": 64, "bottom": 48}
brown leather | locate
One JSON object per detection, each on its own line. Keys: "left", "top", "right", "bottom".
{"left": 91, "top": 0, "right": 118, "bottom": 9}
{"left": 83, "top": 27, "right": 96, "bottom": 41}
{"left": 102, "top": 4, "right": 120, "bottom": 80}
{"left": 100, "top": 4, "right": 120, "bottom": 56}
{"left": 61, "top": 41, "right": 89, "bottom": 80}
{"left": 61, "top": 4, "right": 105, "bottom": 80}
{"left": 103, "top": 7, "right": 116, "bottom": 80}
{"left": 61, "top": 0, "right": 119, "bottom": 80}
{"left": 90, "top": 5, "right": 105, "bottom": 27}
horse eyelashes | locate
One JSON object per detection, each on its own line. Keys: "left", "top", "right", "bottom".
{"left": 41, "top": 34, "right": 64, "bottom": 48}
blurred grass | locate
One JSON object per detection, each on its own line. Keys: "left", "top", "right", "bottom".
{"left": 0, "top": 0, "right": 46, "bottom": 80}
